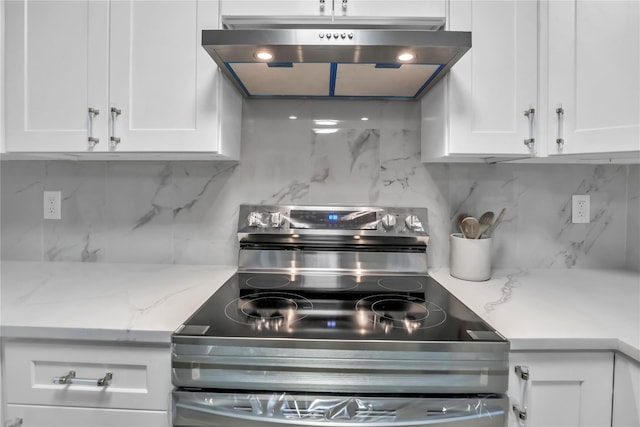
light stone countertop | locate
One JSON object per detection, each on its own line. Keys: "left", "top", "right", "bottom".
{"left": 0, "top": 261, "right": 236, "bottom": 343}
{"left": 429, "top": 268, "right": 640, "bottom": 362}
{"left": 1, "top": 262, "right": 639, "bottom": 362}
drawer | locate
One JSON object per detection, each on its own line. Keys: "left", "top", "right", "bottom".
{"left": 4, "top": 341, "right": 171, "bottom": 411}
{"left": 6, "top": 404, "right": 169, "bottom": 427}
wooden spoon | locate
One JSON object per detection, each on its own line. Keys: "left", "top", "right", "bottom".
{"left": 460, "top": 216, "right": 480, "bottom": 239}
{"left": 476, "top": 211, "right": 494, "bottom": 239}
{"left": 484, "top": 208, "right": 506, "bottom": 237}
{"left": 456, "top": 213, "right": 471, "bottom": 238}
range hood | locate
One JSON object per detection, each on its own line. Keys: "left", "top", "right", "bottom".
{"left": 202, "top": 18, "right": 471, "bottom": 100}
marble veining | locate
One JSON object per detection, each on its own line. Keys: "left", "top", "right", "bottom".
{"left": 80, "top": 233, "right": 101, "bottom": 262}
{"left": 483, "top": 270, "right": 528, "bottom": 319}
{"left": 172, "top": 163, "right": 238, "bottom": 218}
{"left": 0, "top": 101, "right": 637, "bottom": 270}
{"left": 265, "top": 180, "right": 310, "bottom": 205}
{"left": 380, "top": 153, "right": 420, "bottom": 189}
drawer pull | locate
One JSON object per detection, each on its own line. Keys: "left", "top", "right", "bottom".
{"left": 53, "top": 370, "right": 113, "bottom": 387}
{"left": 6, "top": 418, "right": 23, "bottom": 427}
{"left": 97, "top": 372, "right": 113, "bottom": 386}
{"left": 53, "top": 370, "right": 76, "bottom": 384}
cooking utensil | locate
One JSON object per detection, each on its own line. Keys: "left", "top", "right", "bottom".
{"left": 456, "top": 213, "right": 471, "bottom": 238}
{"left": 460, "top": 216, "right": 480, "bottom": 239}
{"left": 484, "top": 208, "right": 506, "bottom": 237}
{"left": 475, "top": 211, "right": 494, "bottom": 239}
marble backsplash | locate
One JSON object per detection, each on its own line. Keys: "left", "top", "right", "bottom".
{"left": 1, "top": 100, "right": 638, "bottom": 270}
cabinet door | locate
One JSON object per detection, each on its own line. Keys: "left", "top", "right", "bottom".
{"left": 221, "top": 0, "right": 329, "bottom": 17}
{"left": 548, "top": 0, "right": 640, "bottom": 155}
{"left": 508, "top": 352, "right": 614, "bottom": 427}
{"left": 108, "top": 0, "right": 241, "bottom": 156}
{"left": 337, "top": 0, "right": 444, "bottom": 18}
{"left": 1, "top": 0, "right": 5, "bottom": 153}
{"left": 421, "top": 0, "right": 538, "bottom": 161}
{"left": 6, "top": 404, "right": 168, "bottom": 427}
{"left": 612, "top": 354, "right": 640, "bottom": 427}
{"left": 4, "top": 0, "right": 109, "bottom": 152}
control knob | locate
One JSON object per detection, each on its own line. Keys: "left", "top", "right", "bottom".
{"left": 404, "top": 215, "right": 424, "bottom": 232}
{"left": 380, "top": 214, "right": 397, "bottom": 231}
{"left": 247, "top": 211, "right": 265, "bottom": 228}
{"left": 270, "top": 212, "right": 285, "bottom": 228}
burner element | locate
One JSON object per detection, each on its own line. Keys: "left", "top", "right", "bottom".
{"left": 377, "top": 278, "right": 424, "bottom": 292}
{"left": 224, "top": 292, "right": 313, "bottom": 329}
{"left": 246, "top": 274, "right": 291, "bottom": 289}
{"left": 355, "top": 294, "right": 446, "bottom": 332}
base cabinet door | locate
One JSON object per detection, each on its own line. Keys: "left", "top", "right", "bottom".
{"left": 508, "top": 351, "right": 614, "bottom": 427}
{"left": 6, "top": 404, "right": 168, "bottom": 427}
{"left": 612, "top": 354, "right": 640, "bottom": 426}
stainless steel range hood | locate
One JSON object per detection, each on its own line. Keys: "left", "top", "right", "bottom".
{"left": 202, "top": 19, "right": 471, "bottom": 100}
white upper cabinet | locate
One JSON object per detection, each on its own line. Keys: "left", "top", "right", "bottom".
{"left": 421, "top": 0, "right": 538, "bottom": 161}
{"left": 108, "top": 0, "right": 240, "bottom": 155}
{"left": 4, "top": 0, "right": 241, "bottom": 159}
{"left": 336, "top": 0, "right": 444, "bottom": 18}
{"left": 5, "top": 0, "right": 109, "bottom": 153}
{"left": 1, "top": 0, "right": 5, "bottom": 154}
{"left": 546, "top": 0, "right": 640, "bottom": 157}
{"left": 221, "top": 0, "right": 330, "bottom": 17}
{"left": 220, "top": 0, "right": 444, "bottom": 20}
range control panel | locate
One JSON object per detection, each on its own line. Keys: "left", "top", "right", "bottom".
{"left": 237, "top": 204, "right": 428, "bottom": 237}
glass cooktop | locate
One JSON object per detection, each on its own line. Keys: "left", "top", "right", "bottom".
{"left": 175, "top": 273, "right": 506, "bottom": 343}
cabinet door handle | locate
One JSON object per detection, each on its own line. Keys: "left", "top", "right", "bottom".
{"left": 556, "top": 106, "right": 565, "bottom": 150}
{"left": 523, "top": 108, "right": 535, "bottom": 149}
{"left": 512, "top": 365, "right": 529, "bottom": 425}
{"left": 110, "top": 107, "right": 122, "bottom": 148}
{"left": 87, "top": 108, "right": 100, "bottom": 147}
{"left": 52, "top": 370, "right": 113, "bottom": 387}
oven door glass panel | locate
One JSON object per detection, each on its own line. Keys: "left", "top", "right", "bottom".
{"left": 173, "top": 391, "right": 508, "bottom": 426}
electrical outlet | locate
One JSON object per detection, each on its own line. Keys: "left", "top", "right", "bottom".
{"left": 44, "top": 191, "right": 61, "bottom": 220}
{"left": 571, "top": 194, "right": 590, "bottom": 224}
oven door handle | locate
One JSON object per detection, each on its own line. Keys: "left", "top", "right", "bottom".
{"left": 173, "top": 392, "right": 508, "bottom": 427}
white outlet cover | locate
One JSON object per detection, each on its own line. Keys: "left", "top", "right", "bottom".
{"left": 571, "top": 194, "right": 590, "bottom": 224}
{"left": 44, "top": 191, "right": 61, "bottom": 220}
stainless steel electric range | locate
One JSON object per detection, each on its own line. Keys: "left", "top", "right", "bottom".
{"left": 171, "top": 205, "right": 510, "bottom": 426}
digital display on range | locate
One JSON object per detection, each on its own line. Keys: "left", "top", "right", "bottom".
{"left": 290, "top": 210, "right": 377, "bottom": 230}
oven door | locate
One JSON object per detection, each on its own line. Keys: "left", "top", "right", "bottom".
{"left": 173, "top": 391, "right": 508, "bottom": 427}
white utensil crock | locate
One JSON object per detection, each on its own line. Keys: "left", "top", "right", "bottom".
{"left": 450, "top": 233, "right": 492, "bottom": 281}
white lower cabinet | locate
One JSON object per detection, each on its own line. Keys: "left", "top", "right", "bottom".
{"left": 2, "top": 340, "right": 171, "bottom": 427}
{"left": 508, "top": 351, "right": 614, "bottom": 427}
{"left": 612, "top": 353, "right": 640, "bottom": 426}
{"left": 5, "top": 405, "right": 168, "bottom": 427}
